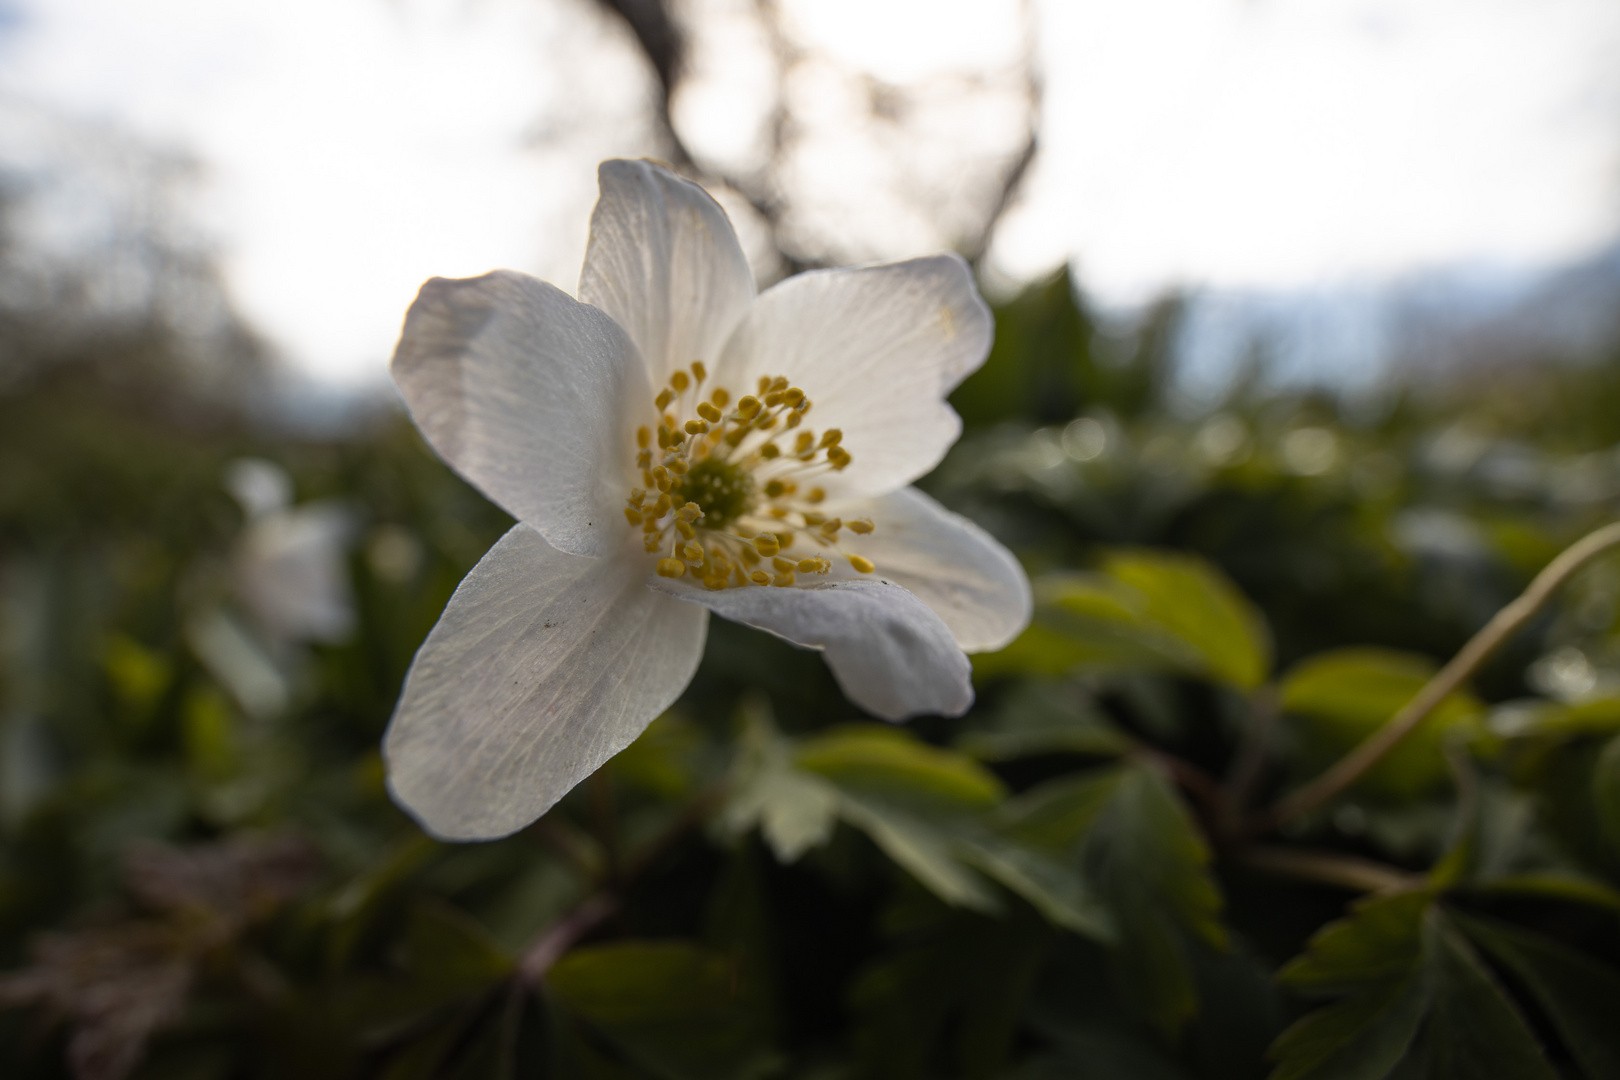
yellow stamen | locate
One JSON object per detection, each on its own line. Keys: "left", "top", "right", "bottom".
{"left": 772, "top": 571, "right": 796, "bottom": 587}
{"left": 657, "top": 558, "right": 687, "bottom": 578}
{"left": 685, "top": 419, "right": 709, "bottom": 435}
{"left": 637, "top": 426, "right": 651, "bottom": 449}
{"left": 697, "top": 401, "right": 722, "bottom": 423}
{"left": 784, "top": 387, "right": 805, "bottom": 407}
{"left": 656, "top": 389, "right": 675, "bottom": 411}
{"left": 753, "top": 534, "right": 780, "bottom": 557}
{"left": 807, "top": 487, "right": 826, "bottom": 504}
{"left": 712, "top": 387, "right": 731, "bottom": 407}
{"left": 750, "top": 570, "right": 770, "bottom": 585}
{"left": 676, "top": 519, "right": 695, "bottom": 540}
{"left": 848, "top": 554, "right": 875, "bottom": 574}
{"left": 772, "top": 556, "right": 796, "bottom": 572}
{"left": 624, "top": 508, "right": 643, "bottom": 525}
{"left": 819, "top": 429, "right": 842, "bottom": 448}
{"left": 847, "top": 518, "right": 874, "bottom": 534}
{"left": 671, "top": 370, "right": 690, "bottom": 392}
{"left": 691, "top": 361, "right": 707, "bottom": 383}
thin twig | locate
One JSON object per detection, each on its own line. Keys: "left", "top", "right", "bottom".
{"left": 518, "top": 892, "right": 620, "bottom": 986}
{"left": 1218, "top": 685, "right": 1279, "bottom": 838}
{"left": 1260, "top": 519, "right": 1620, "bottom": 832}
{"left": 1236, "top": 846, "right": 1423, "bottom": 895}
{"left": 1134, "top": 745, "right": 1224, "bottom": 822}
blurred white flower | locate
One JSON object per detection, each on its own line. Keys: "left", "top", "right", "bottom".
{"left": 225, "top": 459, "right": 356, "bottom": 645}
{"left": 385, "top": 159, "right": 1031, "bottom": 841}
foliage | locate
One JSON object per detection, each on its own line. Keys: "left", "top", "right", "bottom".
{"left": 6, "top": 271, "right": 1620, "bottom": 1079}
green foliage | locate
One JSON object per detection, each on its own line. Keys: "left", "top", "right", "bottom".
{"left": 9, "top": 269, "right": 1620, "bottom": 1080}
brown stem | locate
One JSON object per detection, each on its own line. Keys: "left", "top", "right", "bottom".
{"left": 1260, "top": 519, "right": 1620, "bottom": 832}
{"left": 518, "top": 892, "right": 620, "bottom": 986}
{"left": 1236, "top": 846, "right": 1423, "bottom": 895}
{"left": 1134, "top": 745, "right": 1224, "bottom": 822}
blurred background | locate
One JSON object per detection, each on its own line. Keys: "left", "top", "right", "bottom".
{"left": 8, "top": 1, "right": 1620, "bottom": 1078}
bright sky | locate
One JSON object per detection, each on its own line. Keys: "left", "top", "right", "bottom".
{"left": 2, "top": 0, "right": 1618, "bottom": 386}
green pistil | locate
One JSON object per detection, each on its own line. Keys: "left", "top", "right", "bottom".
{"left": 677, "top": 457, "right": 755, "bottom": 530}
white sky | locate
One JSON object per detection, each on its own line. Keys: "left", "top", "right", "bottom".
{"left": 2, "top": 0, "right": 1619, "bottom": 386}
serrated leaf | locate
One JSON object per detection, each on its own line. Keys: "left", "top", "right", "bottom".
{"left": 1269, "top": 969, "right": 1430, "bottom": 1080}
{"left": 835, "top": 793, "right": 1002, "bottom": 914}
{"left": 955, "top": 680, "right": 1130, "bottom": 761}
{"left": 1279, "top": 648, "right": 1484, "bottom": 799}
{"left": 1480, "top": 872, "right": 1620, "bottom": 911}
{"left": 796, "top": 726, "right": 1005, "bottom": 808}
{"left": 1100, "top": 549, "right": 1273, "bottom": 690}
{"left": 1278, "top": 890, "right": 1433, "bottom": 996}
{"left": 953, "top": 829, "right": 1114, "bottom": 940}
{"left": 719, "top": 703, "right": 839, "bottom": 863}
{"left": 1454, "top": 913, "right": 1620, "bottom": 1080}
{"left": 1421, "top": 914, "right": 1557, "bottom": 1080}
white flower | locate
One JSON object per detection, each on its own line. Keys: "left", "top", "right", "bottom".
{"left": 384, "top": 159, "right": 1032, "bottom": 841}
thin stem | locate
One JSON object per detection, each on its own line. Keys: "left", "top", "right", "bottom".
{"left": 1218, "top": 685, "right": 1279, "bottom": 837}
{"left": 1261, "top": 519, "right": 1620, "bottom": 832}
{"left": 518, "top": 892, "right": 620, "bottom": 986}
{"left": 1236, "top": 846, "right": 1423, "bottom": 895}
{"left": 1134, "top": 745, "right": 1224, "bottom": 822}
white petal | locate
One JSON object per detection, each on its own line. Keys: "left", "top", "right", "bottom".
{"left": 578, "top": 159, "right": 756, "bottom": 390}
{"left": 839, "top": 487, "right": 1030, "bottom": 653}
{"left": 391, "top": 271, "right": 647, "bottom": 558}
{"left": 385, "top": 526, "right": 707, "bottom": 841}
{"left": 651, "top": 578, "right": 971, "bottom": 721}
{"left": 713, "top": 255, "right": 992, "bottom": 498}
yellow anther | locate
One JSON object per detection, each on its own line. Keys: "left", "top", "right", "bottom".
{"left": 681, "top": 542, "right": 704, "bottom": 562}
{"left": 785, "top": 411, "right": 803, "bottom": 429}
{"left": 820, "top": 518, "right": 842, "bottom": 536}
{"left": 772, "top": 571, "right": 796, "bottom": 587}
{"left": 697, "top": 401, "right": 722, "bottom": 423}
{"left": 628, "top": 488, "right": 646, "bottom": 505}
{"left": 750, "top": 570, "right": 771, "bottom": 585}
{"left": 670, "top": 495, "right": 685, "bottom": 511}
{"left": 760, "top": 444, "right": 780, "bottom": 460}
{"left": 764, "top": 391, "right": 785, "bottom": 407}
{"left": 711, "top": 387, "right": 731, "bottom": 407}
{"left": 827, "top": 446, "right": 852, "bottom": 470}
{"left": 656, "top": 389, "right": 675, "bottom": 411}
{"left": 784, "top": 387, "right": 805, "bottom": 407}
{"left": 657, "top": 558, "right": 687, "bottom": 578}
{"left": 819, "top": 429, "right": 842, "bottom": 448}
{"left": 724, "top": 427, "right": 749, "bottom": 447}
{"left": 795, "top": 431, "right": 815, "bottom": 454}
{"left": 757, "top": 415, "right": 778, "bottom": 431}
{"left": 637, "top": 426, "right": 651, "bottom": 449}
{"left": 772, "top": 556, "right": 796, "bottom": 572}
{"left": 676, "top": 519, "right": 695, "bottom": 540}
{"left": 848, "top": 554, "right": 876, "bottom": 574}
{"left": 847, "top": 517, "right": 874, "bottom": 534}
{"left": 807, "top": 487, "right": 826, "bottom": 504}
{"left": 624, "top": 507, "right": 643, "bottom": 525}
{"left": 644, "top": 534, "right": 661, "bottom": 552}
{"left": 669, "top": 429, "right": 686, "bottom": 448}
{"left": 668, "top": 459, "right": 688, "bottom": 475}
{"left": 739, "top": 544, "right": 761, "bottom": 565}
{"left": 802, "top": 511, "right": 826, "bottom": 526}
{"left": 685, "top": 419, "right": 709, "bottom": 435}
{"left": 691, "top": 360, "right": 707, "bottom": 383}
{"left": 752, "top": 534, "right": 780, "bottom": 557}
{"left": 644, "top": 517, "right": 659, "bottom": 533}
{"left": 656, "top": 425, "right": 672, "bottom": 449}
{"left": 776, "top": 532, "right": 794, "bottom": 549}
{"left": 770, "top": 376, "right": 788, "bottom": 392}
{"left": 757, "top": 375, "right": 772, "bottom": 394}
{"left": 651, "top": 465, "right": 671, "bottom": 491}
{"left": 670, "top": 370, "right": 690, "bottom": 392}
{"left": 764, "top": 480, "right": 786, "bottom": 498}
{"left": 652, "top": 493, "right": 672, "bottom": 517}
{"left": 769, "top": 507, "right": 789, "bottom": 519}
{"left": 737, "top": 395, "right": 761, "bottom": 419}
{"left": 638, "top": 451, "right": 652, "bottom": 470}
{"left": 797, "top": 557, "right": 828, "bottom": 574}
{"left": 678, "top": 503, "right": 701, "bottom": 522}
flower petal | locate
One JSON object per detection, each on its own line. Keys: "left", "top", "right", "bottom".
{"left": 385, "top": 526, "right": 707, "bottom": 841}
{"left": 838, "top": 487, "right": 1031, "bottom": 653}
{"left": 578, "top": 159, "right": 756, "bottom": 391}
{"left": 713, "top": 255, "right": 992, "bottom": 498}
{"left": 652, "top": 577, "right": 972, "bottom": 721}
{"left": 392, "top": 271, "right": 647, "bottom": 558}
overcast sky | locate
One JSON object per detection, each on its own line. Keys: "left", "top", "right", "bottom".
{"left": 2, "top": 0, "right": 1618, "bottom": 386}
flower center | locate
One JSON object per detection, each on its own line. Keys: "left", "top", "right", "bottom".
{"left": 622, "top": 361, "right": 878, "bottom": 591}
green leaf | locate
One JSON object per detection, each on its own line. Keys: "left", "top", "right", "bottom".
{"left": 1420, "top": 914, "right": 1557, "bottom": 1080}
{"left": 1269, "top": 901, "right": 1558, "bottom": 1080}
{"left": 1099, "top": 549, "right": 1273, "bottom": 690}
{"left": 546, "top": 941, "right": 776, "bottom": 1080}
{"left": 953, "top": 828, "right": 1114, "bottom": 940}
{"left": 1454, "top": 913, "right": 1620, "bottom": 1080}
{"left": 1480, "top": 872, "right": 1620, "bottom": 912}
{"left": 719, "top": 700, "right": 839, "bottom": 862}
{"left": 403, "top": 901, "right": 513, "bottom": 992}
{"left": 835, "top": 793, "right": 1002, "bottom": 914}
{"left": 955, "top": 680, "right": 1130, "bottom": 761}
{"left": 1592, "top": 731, "right": 1620, "bottom": 854}
{"left": 795, "top": 725, "right": 1006, "bottom": 808}
{"left": 1279, "top": 648, "right": 1485, "bottom": 799}
{"left": 1004, "top": 765, "right": 1226, "bottom": 1032}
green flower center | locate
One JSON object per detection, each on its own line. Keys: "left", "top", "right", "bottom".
{"left": 675, "top": 457, "right": 754, "bottom": 530}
